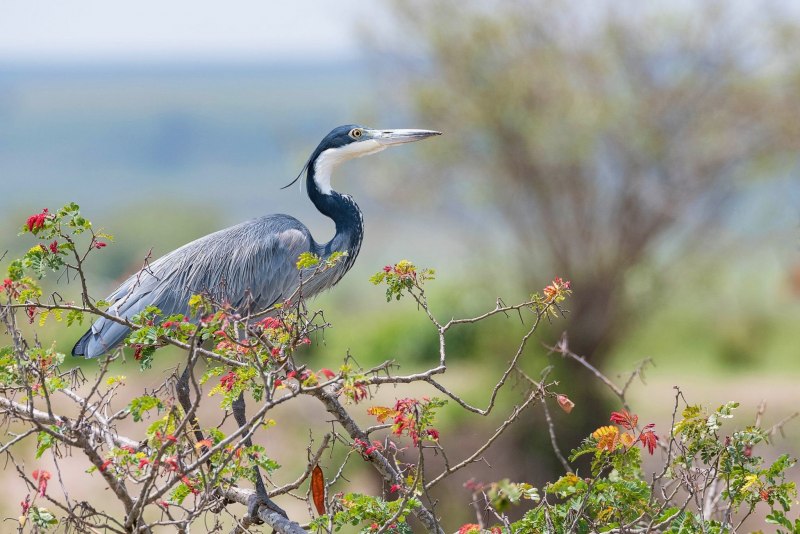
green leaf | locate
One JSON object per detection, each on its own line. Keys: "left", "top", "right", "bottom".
{"left": 30, "top": 507, "right": 58, "bottom": 528}
{"left": 7, "top": 259, "right": 24, "bottom": 281}
{"left": 66, "top": 309, "right": 84, "bottom": 327}
{"left": 170, "top": 482, "right": 192, "bottom": 505}
{"left": 129, "top": 395, "right": 164, "bottom": 422}
{"left": 36, "top": 428, "right": 57, "bottom": 458}
{"left": 766, "top": 510, "right": 793, "bottom": 529}
{"left": 296, "top": 252, "right": 321, "bottom": 269}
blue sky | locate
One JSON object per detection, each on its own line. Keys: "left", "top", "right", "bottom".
{"left": 0, "top": 0, "right": 377, "bottom": 62}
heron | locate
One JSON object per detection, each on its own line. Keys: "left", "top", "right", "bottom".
{"left": 71, "top": 124, "right": 441, "bottom": 521}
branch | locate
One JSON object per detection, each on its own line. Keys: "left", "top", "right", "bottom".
{"left": 0, "top": 395, "right": 140, "bottom": 449}
{"left": 306, "top": 385, "right": 444, "bottom": 534}
{"left": 426, "top": 386, "right": 544, "bottom": 489}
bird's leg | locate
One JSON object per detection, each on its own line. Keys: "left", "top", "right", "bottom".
{"left": 232, "top": 392, "right": 288, "bottom": 520}
{"left": 176, "top": 364, "right": 206, "bottom": 445}
{"left": 178, "top": 361, "right": 286, "bottom": 521}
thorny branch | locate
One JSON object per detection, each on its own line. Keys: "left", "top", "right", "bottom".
{"left": 2, "top": 225, "right": 574, "bottom": 534}
{"left": 5, "top": 213, "right": 795, "bottom": 533}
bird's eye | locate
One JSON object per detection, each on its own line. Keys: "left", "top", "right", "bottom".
{"left": 350, "top": 128, "right": 363, "bottom": 139}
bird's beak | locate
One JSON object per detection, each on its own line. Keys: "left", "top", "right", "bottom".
{"left": 370, "top": 129, "right": 442, "bottom": 146}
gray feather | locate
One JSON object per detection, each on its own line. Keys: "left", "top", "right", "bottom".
{"left": 72, "top": 214, "right": 351, "bottom": 358}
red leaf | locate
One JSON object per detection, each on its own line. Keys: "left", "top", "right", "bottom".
{"left": 557, "top": 394, "right": 575, "bottom": 414}
{"left": 32, "top": 469, "right": 51, "bottom": 496}
{"left": 639, "top": 430, "right": 659, "bottom": 455}
{"left": 311, "top": 464, "right": 325, "bottom": 516}
{"left": 610, "top": 410, "right": 638, "bottom": 430}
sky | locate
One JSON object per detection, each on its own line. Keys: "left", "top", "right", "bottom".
{"left": 0, "top": 0, "right": 375, "bottom": 62}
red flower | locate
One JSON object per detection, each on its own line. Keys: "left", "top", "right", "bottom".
{"left": 181, "top": 476, "right": 200, "bottom": 495}
{"left": 390, "top": 398, "right": 424, "bottom": 443}
{"left": 165, "top": 434, "right": 177, "bottom": 443}
{"left": 427, "top": 428, "right": 440, "bottom": 441}
{"left": 100, "top": 459, "right": 113, "bottom": 472}
{"left": 351, "top": 381, "right": 368, "bottom": 403}
{"left": 383, "top": 265, "right": 392, "bottom": 273}
{"left": 273, "top": 378, "right": 283, "bottom": 387}
{"left": 219, "top": 371, "right": 237, "bottom": 392}
{"left": 164, "top": 457, "right": 179, "bottom": 471}
{"left": 463, "top": 478, "right": 485, "bottom": 492}
{"left": 48, "top": 240, "right": 59, "bottom": 254}
{"left": 32, "top": 469, "right": 51, "bottom": 496}
{"left": 639, "top": 430, "right": 658, "bottom": 455}
{"left": 20, "top": 495, "right": 31, "bottom": 516}
{"left": 138, "top": 458, "right": 150, "bottom": 469}
{"left": 542, "top": 276, "right": 572, "bottom": 303}
{"left": 458, "top": 524, "right": 482, "bottom": 534}
{"left": 25, "top": 208, "right": 49, "bottom": 232}
{"left": 610, "top": 410, "right": 638, "bottom": 430}
{"left": 320, "top": 368, "right": 336, "bottom": 380}
{"left": 394, "top": 398, "right": 418, "bottom": 413}
{"left": 286, "top": 370, "right": 297, "bottom": 380}
{"left": 26, "top": 305, "right": 37, "bottom": 323}
{"left": 258, "top": 317, "right": 283, "bottom": 329}
{"left": 271, "top": 347, "right": 281, "bottom": 357}
{"left": 133, "top": 345, "right": 143, "bottom": 360}
{"left": 552, "top": 276, "right": 572, "bottom": 290}
{"left": 389, "top": 484, "right": 401, "bottom": 493}
{"left": 92, "top": 240, "right": 107, "bottom": 249}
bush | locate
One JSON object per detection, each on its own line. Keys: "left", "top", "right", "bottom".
{"left": 1, "top": 204, "right": 796, "bottom": 533}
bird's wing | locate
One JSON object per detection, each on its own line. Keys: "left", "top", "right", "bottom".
{"left": 72, "top": 216, "right": 313, "bottom": 358}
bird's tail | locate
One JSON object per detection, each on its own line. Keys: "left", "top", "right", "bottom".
{"left": 71, "top": 317, "right": 130, "bottom": 359}
{"left": 71, "top": 329, "right": 93, "bottom": 357}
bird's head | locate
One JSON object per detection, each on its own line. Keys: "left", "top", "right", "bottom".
{"left": 315, "top": 124, "right": 441, "bottom": 158}
{"left": 294, "top": 125, "right": 441, "bottom": 194}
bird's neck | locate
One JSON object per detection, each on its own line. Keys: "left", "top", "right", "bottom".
{"left": 306, "top": 164, "right": 364, "bottom": 268}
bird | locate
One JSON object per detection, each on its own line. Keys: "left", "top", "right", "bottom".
{"left": 71, "top": 124, "right": 441, "bottom": 521}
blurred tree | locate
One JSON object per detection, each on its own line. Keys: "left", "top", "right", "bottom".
{"left": 373, "top": 0, "right": 800, "bottom": 476}
{"left": 376, "top": 3, "right": 800, "bottom": 382}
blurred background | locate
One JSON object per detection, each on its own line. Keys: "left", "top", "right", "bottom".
{"left": 2, "top": 0, "right": 799, "bottom": 529}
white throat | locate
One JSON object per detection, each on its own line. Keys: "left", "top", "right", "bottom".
{"left": 313, "top": 140, "right": 386, "bottom": 194}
